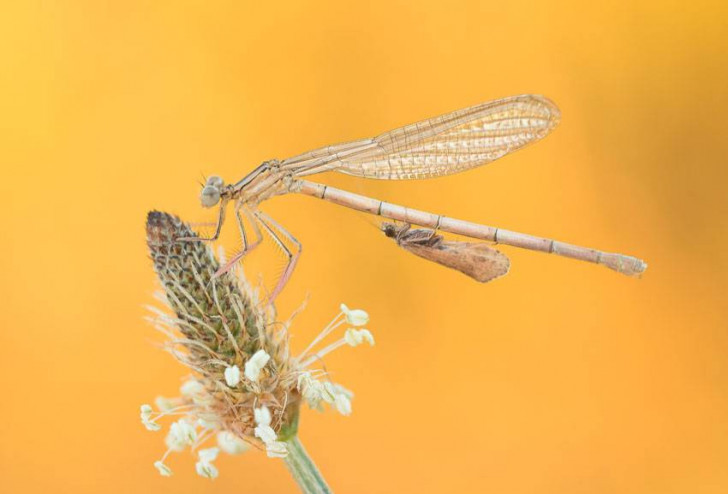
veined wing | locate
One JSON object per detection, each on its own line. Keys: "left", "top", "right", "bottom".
{"left": 282, "top": 94, "right": 560, "bottom": 180}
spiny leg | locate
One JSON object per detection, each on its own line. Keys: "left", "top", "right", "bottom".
{"left": 179, "top": 201, "right": 227, "bottom": 242}
{"left": 234, "top": 203, "right": 265, "bottom": 254}
{"left": 213, "top": 206, "right": 263, "bottom": 277}
{"left": 255, "top": 209, "right": 302, "bottom": 303}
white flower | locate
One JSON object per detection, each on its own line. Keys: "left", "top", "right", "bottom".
{"left": 143, "top": 420, "right": 161, "bottom": 431}
{"left": 254, "top": 425, "right": 277, "bottom": 444}
{"left": 165, "top": 419, "right": 197, "bottom": 451}
{"left": 217, "top": 431, "right": 249, "bottom": 455}
{"left": 195, "top": 460, "right": 218, "bottom": 479}
{"left": 344, "top": 328, "right": 375, "bottom": 347}
{"left": 320, "top": 382, "right": 354, "bottom": 415}
{"left": 197, "top": 417, "right": 218, "bottom": 429}
{"left": 140, "top": 404, "right": 161, "bottom": 431}
{"left": 198, "top": 447, "right": 219, "bottom": 462}
{"left": 196, "top": 449, "right": 220, "bottom": 479}
{"left": 321, "top": 382, "right": 337, "bottom": 404}
{"left": 154, "top": 460, "right": 172, "bottom": 477}
{"left": 254, "top": 406, "right": 272, "bottom": 427}
{"left": 244, "top": 350, "right": 270, "bottom": 383}
{"left": 331, "top": 383, "right": 354, "bottom": 400}
{"left": 140, "top": 404, "right": 153, "bottom": 420}
{"left": 180, "top": 379, "right": 204, "bottom": 396}
{"left": 224, "top": 365, "right": 241, "bottom": 387}
{"left": 265, "top": 441, "right": 288, "bottom": 458}
{"left": 154, "top": 396, "right": 175, "bottom": 412}
{"left": 334, "top": 393, "right": 352, "bottom": 416}
{"left": 297, "top": 371, "right": 311, "bottom": 390}
{"left": 253, "top": 406, "right": 279, "bottom": 444}
{"left": 340, "top": 303, "right": 369, "bottom": 326}
{"left": 298, "top": 372, "right": 325, "bottom": 408}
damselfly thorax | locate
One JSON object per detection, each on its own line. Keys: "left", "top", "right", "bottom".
{"left": 189, "top": 95, "right": 647, "bottom": 301}
{"left": 210, "top": 160, "right": 293, "bottom": 207}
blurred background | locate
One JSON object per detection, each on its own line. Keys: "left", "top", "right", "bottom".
{"left": 1, "top": 1, "right": 727, "bottom": 493}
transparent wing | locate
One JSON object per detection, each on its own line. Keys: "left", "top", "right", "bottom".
{"left": 282, "top": 94, "right": 560, "bottom": 180}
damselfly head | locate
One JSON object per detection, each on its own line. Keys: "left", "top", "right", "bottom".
{"left": 200, "top": 175, "right": 225, "bottom": 208}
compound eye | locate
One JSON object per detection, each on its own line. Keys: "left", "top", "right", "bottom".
{"left": 206, "top": 175, "right": 224, "bottom": 188}
{"left": 200, "top": 185, "right": 221, "bottom": 208}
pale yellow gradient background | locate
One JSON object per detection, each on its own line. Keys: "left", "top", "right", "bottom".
{"left": 1, "top": 1, "right": 727, "bottom": 493}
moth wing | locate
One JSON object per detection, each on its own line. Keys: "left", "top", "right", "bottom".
{"left": 403, "top": 241, "right": 510, "bottom": 283}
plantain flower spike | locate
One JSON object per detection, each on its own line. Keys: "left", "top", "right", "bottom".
{"left": 142, "top": 211, "right": 374, "bottom": 479}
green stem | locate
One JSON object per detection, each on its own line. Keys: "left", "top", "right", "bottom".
{"left": 283, "top": 436, "right": 332, "bottom": 494}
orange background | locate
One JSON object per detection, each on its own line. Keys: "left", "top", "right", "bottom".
{"left": 2, "top": 1, "right": 727, "bottom": 493}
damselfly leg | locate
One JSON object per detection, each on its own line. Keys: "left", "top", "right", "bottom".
{"left": 254, "top": 209, "right": 302, "bottom": 303}
{"left": 214, "top": 205, "right": 263, "bottom": 277}
{"left": 180, "top": 199, "right": 228, "bottom": 242}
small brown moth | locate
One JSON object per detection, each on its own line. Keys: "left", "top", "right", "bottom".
{"left": 381, "top": 222, "right": 510, "bottom": 283}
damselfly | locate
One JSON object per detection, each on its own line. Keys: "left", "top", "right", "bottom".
{"left": 190, "top": 95, "right": 647, "bottom": 300}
